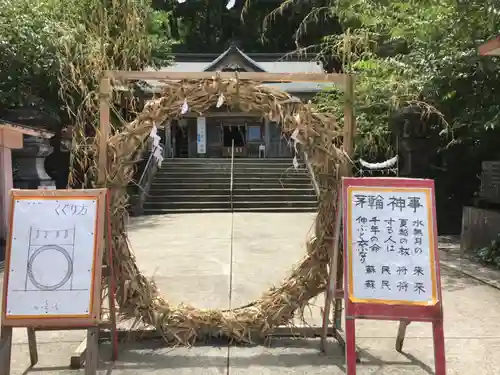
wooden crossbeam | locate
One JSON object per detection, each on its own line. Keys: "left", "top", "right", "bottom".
{"left": 104, "top": 71, "right": 347, "bottom": 86}
{"left": 97, "top": 324, "right": 340, "bottom": 342}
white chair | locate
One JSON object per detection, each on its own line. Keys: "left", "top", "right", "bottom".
{"left": 258, "top": 144, "right": 266, "bottom": 159}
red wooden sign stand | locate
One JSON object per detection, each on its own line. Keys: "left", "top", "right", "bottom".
{"left": 342, "top": 177, "right": 446, "bottom": 375}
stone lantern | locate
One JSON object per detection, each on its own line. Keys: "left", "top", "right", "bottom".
{"left": 389, "top": 104, "right": 440, "bottom": 178}
{"left": 12, "top": 135, "right": 55, "bottom": 189}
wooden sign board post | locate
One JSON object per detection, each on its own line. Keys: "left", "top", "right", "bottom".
{"left": 342, "top": 177, "right": 446, "bottom": 375}
{"left": 0, "top": 189, "right": 116, "bottom": 375}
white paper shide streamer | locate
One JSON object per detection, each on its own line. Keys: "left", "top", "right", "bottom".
{"left": 153, "top": 147, "right": 164, "bottom": 167}
{"left": 290, "top": 127, "right": 301, "bottom": 170}
{"left": 181, "top": 98, "right": 189, "bottom": 115}
{"left": 149, "top": 125, "right": 164, "bottom": 167}
{"left": 216, "top": 93, "right": 225, "bottom": 108}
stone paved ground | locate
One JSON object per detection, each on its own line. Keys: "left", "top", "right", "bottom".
{"left": 6, "top": 213, "right": 500, "bottom": 374}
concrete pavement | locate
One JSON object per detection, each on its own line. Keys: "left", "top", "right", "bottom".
{"left": 6, "top": 213, "right": 500, "bottom": 374}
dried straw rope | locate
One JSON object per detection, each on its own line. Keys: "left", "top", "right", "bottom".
{"left": 101, "top": 78, "right": 348, "bottom": 344}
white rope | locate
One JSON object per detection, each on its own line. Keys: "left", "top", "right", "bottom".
{"left": 359, "top": 155, "right": 398, "bottom": 170}
{"left": 178, "top": 0, "right": 236, "bottom": 10}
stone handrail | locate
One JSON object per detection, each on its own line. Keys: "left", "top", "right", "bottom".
{"left": 129, "top": 142, "right": 164, "bottom": 215}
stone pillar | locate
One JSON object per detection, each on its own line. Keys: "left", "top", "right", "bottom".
{"left": 12, "top": 135, "right": 55, "bottom": 189}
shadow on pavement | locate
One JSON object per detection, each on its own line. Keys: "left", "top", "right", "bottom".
{"left": 358, "top": 348, "right": 434, "bottom": 375}
{"left": 36, "top": 338, "right": 435, "bottom": 374}
{"left": 440, "top": 265, "right": 483, "bottom": 292}
{"left": 127, "top": 215, "right": 172, "bottom": 231}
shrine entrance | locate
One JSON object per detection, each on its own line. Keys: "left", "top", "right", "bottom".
{"left": 222, "top": 124, "right": 247, "bottom": 157}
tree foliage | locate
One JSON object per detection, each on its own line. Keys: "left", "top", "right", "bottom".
{"left": 152, "top": 0, "right": 341, "bottom": 53}
{"left": 269, "top": 0, "right": 500, "bottom": 159}
{"left": 266, "top": 0, "right": 500, "bottom": 232}
{"left": 0, "top": 0, "right": 61, "bottom": 116}
{"left": 0, "top": 0, "right": 174, "bottom": 127}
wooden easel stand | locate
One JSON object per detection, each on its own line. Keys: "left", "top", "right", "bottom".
{"left": 0, "top": 267, "right": 117, "bottom": 375}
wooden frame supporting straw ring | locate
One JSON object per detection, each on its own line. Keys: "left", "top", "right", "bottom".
{"left": 96, "top": 70, "right": 356, "bottom": 347}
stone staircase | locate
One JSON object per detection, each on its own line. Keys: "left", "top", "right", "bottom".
{"left": 143, "top": 158, "right": 317, "bottom": 214}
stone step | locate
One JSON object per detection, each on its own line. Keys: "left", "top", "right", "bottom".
{"left": 148, "top": 194, "right": 230, "bottom": 202}
{"left": 149, "top": 187, "right": 231, "bottom": 194}
{"left": 153, "top": 176, "right": 311, "bottom": 184}
{"left": 143, "top": 206, "right": 317, "bottom": 214}
{"left": 148, "top": 187, "right": 314, "bottom": 195}
{"left": 156, "top": 165, "right": 308, "bottom": 176}
{"left": 151, "top": 182, "right": 312, "bottom": 189}
{"left": 144, "top": 208, "right": 231, "bottom": 214}
{"left": 161, "top": 163, "right": 300, "bottom": 173}
{"left": 162, "top": 162, "right": 296, "bottom": 169}
{"left": 156, "top": 170, "right": 309, "bottom": 177}
{"left": 154, "top": 175, "right": 310, "bottom": 182}
{"left": 232, "top": 194, "right": 316, "bottom": 202}
{"left": 148, "top": 194, "right": 316, "bottom": 203}
{"left": 142, "top": 157, "right": 316, "bottom": 214}
{"left": 144, "top": 201, "right": 232, "bottom": 210}
{"left": 167, "top": 158, "right": 293, "bottom": 163}
{"left": 143, "top": 200, "right": 317, "bottom": 210}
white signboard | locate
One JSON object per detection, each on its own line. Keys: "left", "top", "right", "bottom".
{"left": 197, "top": 117, "right": 206, "bottom": 154}
{"left": 345, "top": 185, "right": 438, "bottom": 305}
{"left": 5, "top": 196, "right": 99, "bottom": 318}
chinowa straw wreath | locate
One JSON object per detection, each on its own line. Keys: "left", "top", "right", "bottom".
{"left": 97, "top": 77, "right": 349, "bottom": 344}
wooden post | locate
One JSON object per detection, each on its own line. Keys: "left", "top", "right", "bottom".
{"left": 69, "top": 267, "right": 118, "bottom": 370}
{"left": 105, "top": 191, "right": 118, "bottom": 361}
{"left": 395, "top": 320, "right": 410, "bottom": 352}
{"left": 321, "top": 74, "right": 357, "bottom": 357}
{"left": 320, "top": 193, "right": 343, "bottom": 352}
{"left": 27, "top": 328, "right": 38, "bottom": 366}
{"left": 85, "top": 327, "right": 100, "bottom": 375}
{"left": 98, "top": 77, "right": 111, "bottom": 186}
{"left": 95, "top": 76, "right": 118, "bottom": 364}
{"left": 0, "top": 326, "right": 12, "bottom": 375}
{"left": 333, "top": 74, "right": 356, "bottom": 329}
{"left": 342, "top": 74, "right": 356, "bottom": 155}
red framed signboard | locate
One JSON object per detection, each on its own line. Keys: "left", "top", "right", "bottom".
{"left": 342, "top": 177, "right": 446, "bottom": 375}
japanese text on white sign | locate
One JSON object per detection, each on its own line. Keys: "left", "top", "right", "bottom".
{"left": 347, "top": 188, "right": 437, "bottom": 305}
{"left": 197, "top": 117, "right": 206, "bottom": 154}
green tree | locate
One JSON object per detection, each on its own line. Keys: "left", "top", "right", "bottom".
{"left": 152, "top": 0, "right": 341, "bottom": 53}
{"left": 272, "top": 0, "right": 500, "bottom": 157}
{"left": 0, "top": 0, "right": 175, "bottom": 128}
{"left": 0, "top": 0, "right": 62, "bottom": 118}
{"left": 270, "top": 0, "right": 500, "bottom": 233}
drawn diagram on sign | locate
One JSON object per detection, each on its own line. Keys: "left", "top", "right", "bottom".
{"left": 15, "top": 226, "right": 88, "bottom": 293}
{"left": 4, "top": 195, "right": 101, "bottom": 319}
